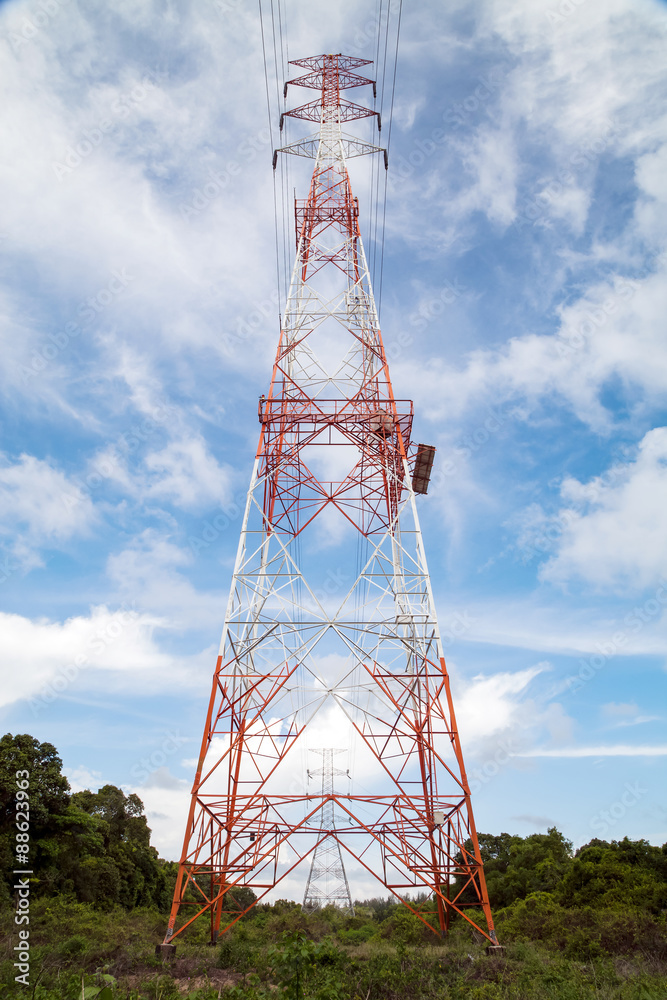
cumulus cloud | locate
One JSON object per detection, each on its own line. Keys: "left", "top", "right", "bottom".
{"left": 0, "top": 452, "right": 96, "bottom": 570}
{"left": 393, "top": 260, "right": 667, "bottom": 434}
{"left": 540, "top": 427, "right": 667, "bottom": 590}
{"left": 106, "top": 529, "right": 228, "bottom": 628}
{"left": 454, "top": 665, "right": 543, "bottom": 744}
{"left": 0, "top": 603, "right": 171, "bottom": 709}
{"left": 144, "top": 436, "right": 233, "bottom": 510}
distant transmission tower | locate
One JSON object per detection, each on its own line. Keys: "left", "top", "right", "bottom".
{"left": 159, "top": 53, "right": 500, "bottom": 955}
{"left": 303, "top": 749, "right": 354, "bottom": 914}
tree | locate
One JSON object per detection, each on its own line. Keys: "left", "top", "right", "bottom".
{"left": 559, "top": 837, "right": 667, "bottom": 912}
{"left": 454, "top": 828, "right": 573, "bottom": 908}
{"left": 0, "top": 735, "right": 173, "bottom": 911}
{"left": 0, "top": 733, "right": 72, "bottom": 903}
{"left": 72, "top": 785, "right": 151, "bottom": 848}
{"left": 70, "top": 785, "right": 168, "bottom": 908}
{"left": 0, "top": 733, "right": 70, "bottom": 832}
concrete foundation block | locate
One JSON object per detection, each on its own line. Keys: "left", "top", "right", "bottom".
{"left": 155, "top": 944, "right": 177, "bottom": 960}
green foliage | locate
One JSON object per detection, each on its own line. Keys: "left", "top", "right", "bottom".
{"left": 455, "top": 827, "right": 573, "bottom": 908}
{"left": 558, "top": 836, "right": 667, "bottom": 911}
{"left": 0, "top": 732, "right": 72, "bottom": 904}
{"left": 353, "top": 896, "right": 398, "bottom": 921}
{"left": 267, "top": 930, "right": 342, "bottom": 1000}
{"left": 0, "top": 732, "right": 70, "bottom": 831}
{"left": 2, "top": 734, "right": 667, "bottom": 999}
{"left": 58, "top": 934, "right": 89, "bottom": 958}
{"left": 1, "top": 893, "right": 667, "bottom": 1000}
{"left": 495, "top": 891, "right": 667, "bottom": 961}
{"left": 81, "top": 986, "right": 113, "bottom": 1000}
{"left": 381, "top": 905, "right": 432, "bottom": 946}
{"left": 0, "top": 733, "right": 174, "bottom": 911}
{"left": 452, "top": 826, "right": 667, "bottom": 923}
{"left": 336, "top": 921, "right": 376, "bottom": 945}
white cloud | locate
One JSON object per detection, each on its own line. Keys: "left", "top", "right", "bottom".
{"left": 540, "top": 427, "right": 667, "bottom": 590}
{"left": 0, "top": 1, "right": 282, "bottom": 419}
{"left": 0, "top": 603, "right": 173, "bottom": 709}
{"left": 454, "top": 665, "right": 543, "bottom": 745}
{"left": 393, "top": 259, "right": 667, "bottom": 434}
{"left": 129, "top": 776, "right": 191, "bottom": 861}
{"left": 68, "top": 765, "right": 104, "bottom": 793}
{"left": 601, "top": 701, "right": 640, "bottom": 719}
{"left": 451, "top": 661, "right": 576, "bottom": 767}
{"left": 144, "top": 436, "right": 233, "bottom": 510}
{"left": 519, "top": 745, "right": 667, "bottom": 757}
{"left": 385, "top": 0, "right": 667, "bottom": 437}
{"left": 458, "top": 125, "right": 518, "bottom": 227}
{"left": 1, "top": 0, "right": 666, "bottom": 892}
{"left": 106, "top": 529, "right": 228, "bottom": 628}
{"left": 434, "top": 590, "right": 667, "bottom": 659}
{"left": 0, "top": 453, "right": 96, "bottom": 569}
{"left": 600, "top": 701, "right": 659, "bottom": 727}
{"left": 634, "top": 143, "right": 667, "bottom": 244}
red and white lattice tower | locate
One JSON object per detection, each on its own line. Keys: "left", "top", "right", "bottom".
{"left": 161, "top": 53, "right": 499, "bottom": 951}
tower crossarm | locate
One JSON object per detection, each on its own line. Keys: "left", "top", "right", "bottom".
{"left": 281, "top": 99, "right": 380, "bottom": 127}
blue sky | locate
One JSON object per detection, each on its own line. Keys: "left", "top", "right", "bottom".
{"left": 1, "top": 0, "right": 667, "bottom": 898}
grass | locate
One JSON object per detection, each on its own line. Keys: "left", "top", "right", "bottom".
{"left": 1, "top": 898, "right": 666, "bottom": 999}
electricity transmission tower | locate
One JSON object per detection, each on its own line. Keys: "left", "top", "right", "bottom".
{"left": 303, "top": 749, "right": 354, "bottom": 914}
{"left": 160, "top": 53, "right": 499, "bottom": 954}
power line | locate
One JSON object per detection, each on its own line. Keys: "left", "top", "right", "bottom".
{"left": 377, "top": 0, "right": 403, "bottom": 318}
{"left": 259, "top": 0, "right": 283, "bottom": 319}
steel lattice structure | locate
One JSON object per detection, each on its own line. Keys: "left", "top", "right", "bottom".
{"left": 161, "top": 53, "right": 499, "bottom": 951}
{"left": 302, "top": 749, "right": 354, "bottom": 914}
